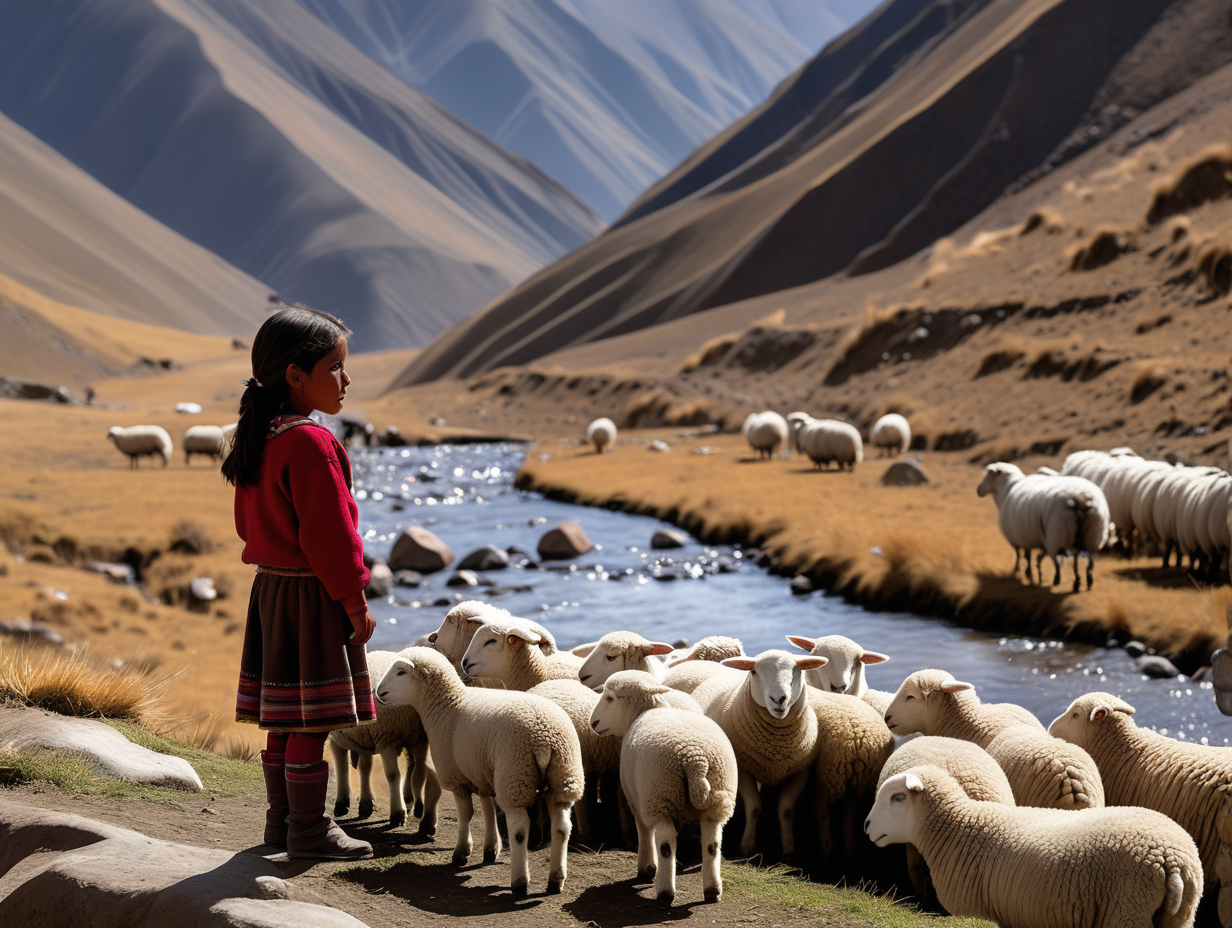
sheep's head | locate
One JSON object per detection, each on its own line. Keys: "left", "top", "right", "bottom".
{"left": 1048, "top": 692, "right": 1136, "bottom": 745}
{"left": 460, "top": 620, "right": 546, "bottom": 681}
{"left": 668, "top": 636, "right": 744, "bottom": 666}
{"left": 590, "top": 670, "right": 672, "bottom": 738}
{"left": 430, "top": 601, "right": 508, "bottom": 662}
{"left": 578, "top": 631, "right": 674, "bottom": 686}
{"left": 786, "top": 634, "right": 888, "bottom": 695}
{"left": 883, "top": 670, "right": 973, "bottom": 735}
{"left": 976, "top": 462, "right": 1022, "bottom": 499}
{"left": 107, "top": 427, "right": 123, "bottom": 441}
{"left": 721, "top": 649, "right": 825, "bottom": 720}
{"left": 377, "top": 646, "right": 456, "bottom": 708}
{"left": 865, "top": 768, "right": 943, "bottom": 847}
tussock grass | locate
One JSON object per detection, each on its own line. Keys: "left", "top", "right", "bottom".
{"left": 680, "top": 332, "right": 740, "bottom": 373}
{"left": 1147, "top": 145, "right": 1232, "bottom": 225}
{"left": 1068, "top": 226, "right": 1136, "bottom": 271}
{"left": 1129, "top": 363, "right": 1169, "bottom": 404}
{"left": 1198, "top": 242, "right": 1232, "bottom": 298}
{"left": 1020, "top": 207, "right": 1065, "bottom": 235}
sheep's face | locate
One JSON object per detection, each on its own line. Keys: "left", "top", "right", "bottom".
{"left": 1048, "top": 692, "right": 1136, "bottom": 745}
{"left": 592, "top": 672, "right": 674, "bottom": 736}
{"left": 865, "top": 772, "right": 924, "bottom": 847}
{"left": 432, "top": 602, "right": 504, "bottom": 662}
{"left": 884, "top": 673, "right": 972, "bottom": 734}
{"left": 721, "top": 650, "right": 826, "bottom": 720}
{"left": 787, "top": 634, "right": 887, "bottom": 694}
{"left": 976, "top": 463, "right": 1020, "bottom": 499}
{"left": 578, "top": 633, "right": 673, "bottom": 687}
{"left": 107, "top": 427, "right": 123, "bottom": 441}
{"left": 461, "top": 622, "right": 543, "bottom": 681}
{"left": 376, "top": 658, "right": 419, "bottom": 707}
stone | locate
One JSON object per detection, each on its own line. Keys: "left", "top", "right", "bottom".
{"left": 188, "top": 578, "right": 217, "bottom": 603}
{"left": 881, "top": 459, "right": 929, "bottom": 486}
{"left": 25, "top": 544, "right": 57, "bottom": 564}
{"left": 392, "top": 570, "right": 422, "bottom": 588}
{"left": 446, "top": 570, "right": 480, "bottom": 588}
{"left": 0, "top": 620, "right": 63, "bottom": 646}
{"left": 379, "top": 425, "right": 407, "bottom": 447}
{"left": 389, "top": 526, "right": 454, "bottom": 573}
{"left": 672, "top": 639, "right": 691, "bottom": 650}
{"left": 790, "top": 575, "right": 815, "bottom": 594}
{"left": 1123, "top": 640, "right": 1147, "bottom": 658}
{"left": 537, "top": 521, "right": 593, "bottom": 560}
{"left": 85, "top": 561, "right": 136, "bottom": 584}
{"left": 364, "top": 562, "right": 392, "bottom": 598}
{"left": 648, "top": 440, "right": 670, "bottom": 452}
{"left": 458, "top": 545, "right": 509, "bottom": 571}
{"left": 1211, "top": 647, "right": 1232, "bottom": 715}
{"left": 0, "top": 707, "right": 202, "bottom": 791}
{"left": 1137, "top": 655, "right": 1180, "bottom": 679}
{"left": 650, "top": 529, "right": 687, "bottom": 550}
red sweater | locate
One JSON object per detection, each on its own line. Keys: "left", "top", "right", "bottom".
{"left": 235, "top": 418, "right": 369, "bottom": 615}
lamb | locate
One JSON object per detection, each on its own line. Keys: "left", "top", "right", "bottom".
{"left": 181, "top": 425, "right": 228, "bottom": 465}
{"left": 797, "top": 418, "right": 863, "bottom": 470}
{"left": 328, "top": 650, "right": 440, "bottom": 835}
{"left": 786, "top": 634, "right": 892, "bottom": 715}
{"left": 885, "top": 670, "right": 1104, "bottom": 810}
{"left": 590, "top": 670, "right": 737, "bottom": 904}
{"left": 691, "top": 649, "right": 826, "bottom": 857}
{"left": 977, "top": 461, "right": 1111, "bottom": 591}
{"left": 107, "top": 425, "right": 172, "bottom": 468}
{"left": 375, "top": 647, "right": 584, "bottom": 895}
{"left": 577, "top": 630, "right": 675, "bottom": 687}
{"left": 586, "top": 417, "right": 617, "bottom": 453}
{"left": 461, "top": 618, "right": 583, "bottom": 691}
{"left": 428, "top": 601, "right": 555, "bottom": 685}
{"left": 870, "top": 414, "right": 911, "bottom": 456}
{"left": 1050, "top": 692, "right": 1232, "bottom": 922}
{"left": 866, "top": 765, "right": 1202, "bottom": 928}
{"left": 742, "top": 411, "right": 789, "bottom": 459}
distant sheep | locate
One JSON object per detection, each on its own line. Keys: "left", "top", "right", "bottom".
{"left": 870, "top": 414, "right": 911, "bottom": 456}
{"left": 181, "top": 425, "right": 228, "bottom": 465}
{"left": 576, "top": 631, "right": 675, "bottom": 687}
{"left": 797, "top": 419, "right": 863, "bottom": 471}
{"left": 742, "top": 411, "right": 789, "bottom": 459}
{"left": 785, "top": 412, "right": 813, "bottom": 453}
{"left": 107, "top": 425, "right": 172, "bottom": 468}
{"left": 586, "top": 418, "right": 617, "bottom": 453}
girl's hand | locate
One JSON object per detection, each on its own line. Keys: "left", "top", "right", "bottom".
{"left": 347, "top": 609, "right": 376, "bottom": 645}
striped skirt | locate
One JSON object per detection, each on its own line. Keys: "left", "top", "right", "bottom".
{"left": 235, "top": 569, "right": 376, "bottom": 733}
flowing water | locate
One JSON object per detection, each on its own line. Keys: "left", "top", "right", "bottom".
{"left": 352, "top": 443, "right": 1232, "bottom": 744}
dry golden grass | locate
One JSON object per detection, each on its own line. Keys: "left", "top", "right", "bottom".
{"left": 1147, "top": 144, "right": 1232, "bottom": 225}
{"left": 1129, "top": 362, "right": 1169, "bottom": 404}
{"left": 1020, "top": 207, "right": 1066, "bottom": 235}
{"left": 1198, "top": 241, "right": 1232, "bottom": 297}
{"left": 1067, "top": 226, "right": 1137, "bottom": 271}
{"left": 680, "top": 331, "right": 740, "bottom": 373}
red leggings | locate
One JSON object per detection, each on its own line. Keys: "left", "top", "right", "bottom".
{"left": 265, "top": 731, "right": 327, "bottom": 766}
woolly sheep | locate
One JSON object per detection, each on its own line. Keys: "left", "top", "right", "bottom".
{"left": 667, "top": 636, "right": 745, "bottom": 665}
{"left": 107, "top": 425, "right": 172, "bottom": 468}
{"left": 577, "top": 630, "right": 675, "bottom": 687}
{"left": 692, "top": 649, "right": 826, "bottom": 857}
{"left": 866, "top": 765, "right": 1202, "bottom": 927}
{"left": 885, "top": 670, "right": 1103, "bottom": 810}
{"left": 1051, "top": 692, "right": 1232, "bottom": 921}
{"left": 586, "top": 417, "right": 617, "bottom": 453}
{"left": 785, "top": 412, "right": 812, "bottom": 452}
{"left": 797, "top": 419, "right": 863, "bottom": 470}
{"left": 590, "top": 670, "right": 737, "bottom": 904}
{"left": 870, "top": 414, "right": 911, "bottom": 456}
{"left": 786, "top": 634, "right": 892, "bottom": 714}
{"left": 461, "top": 618, "right": 583, "bottom": 691}
{"left": 742, "top": 411, "right": 789, "bottom": 459}
{"left": 977, "top": 462, "right": 1110, "bottom": 591}
{"left": 428, "top": 601, "right": 555, "bottom": 685}
{"left": 328, "top": 650, "right": 440, "bottom": 834}
{"left": 181, "top": 425, "right": 227, "bottom": 465}
{"left": 376, "top": 647, "right": 584, "bottom": 895}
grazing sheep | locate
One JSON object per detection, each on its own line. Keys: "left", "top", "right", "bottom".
{"left": 786, "top": 634, "right": 891, "bottom": 714}
{"left": 742, "top": 411, "right": 789, "bottom": 459}
{"left": 785, "top": 412, "right": 813, "bottom": 453}
{"left": 692, "top": 650, "right": 826, "bottom": 857}
{"left": 977, "top": 462, "right": 1111, "bottom": 591}
{"left": 1051, "top": 692, "right": 1232, "bottom": 922}
{"left": 586, "top": 417, "right": 617, "bottom": 453}
{"left": 590, "top": 670, "right": 737, "bottom": 904}
{"left": 375, "top": 647, "right": 584, "bottom": 895}
{"left": 461, "top": 619, "right": 583, "bottom": 690}
{"left": 107, "top": 425, "right": 172, "bottom": 468}
{"left": 797, "top": 419, "right": 863, "bottom": 470}
{"left": 328, "top": 650, "right": 440, "bottom": 834}
{"left": 866, "top": 765, "right": 1202, "bottom": 928}
{"left": 577, "top": 631, "right": 675, "bottom": 687}
{"left": 181, "top": 425, "right": 228, "bottom": 464}
{"left": 871, "top": 414, "right": 911, "bottom": 456}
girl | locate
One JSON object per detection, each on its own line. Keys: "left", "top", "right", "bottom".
{"left": 223, "top": 307, "right": 376, "bottom": 860}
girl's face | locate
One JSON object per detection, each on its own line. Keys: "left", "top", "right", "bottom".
{"left": 286, "top": 337, "right": 350, "bottom": 416}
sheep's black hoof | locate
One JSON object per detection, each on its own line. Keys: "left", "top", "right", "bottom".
{"left": 511, "top": 880, "right": 528, "bottom": 898}
{"left": 483, "top": 848, "right": 498, "bottom": 864}
{"left": 417, "top": 823, "right": 436, "bottom": 838}
{"left": 358, "top": 800, "right": 374, "bottom": 819}
{"left": 546, "top": 879, "right": 562, "bottom": 895}
{"left": 452, "top": 852, "right": 469, "bottom": 866}
{"left": 656, "top": 890, "right": 675, "bottom": 905}
{"left": 333, "top": 800, "right": 349, "bottom": 817}
{"left": 413, "top": 800, "right": 424, "bottom": 817}
{"left": 703, "top": 889, "right": 721, "bottom": 904}
{"left": 389, "top": 809, "right": 407, "bottom": 828}
{"left": 637, "top": 865, "right": 656, "bottom": 881}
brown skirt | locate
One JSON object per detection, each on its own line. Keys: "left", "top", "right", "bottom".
{"left": 235, "top": 570, "right": 376, "bottom": 733}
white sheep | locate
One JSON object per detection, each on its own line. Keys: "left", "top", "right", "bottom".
{"left": 181, "top": 425, "right": 227, "bottom": 465}
{"left": 461, "top": 618, "right": 583, "bottom": 690}
{"left": 691, "top": 649, "right": 826, "bottom": 857}
{"left": 1050, "top": 692, "right": 1232, "bottom": 921}
{"left": 576, "top": 630, "right": 675, "bottom": 687}
{"left": 866, "top": 765, "right": 1202, "bottom": 927}
{"left": 375, "top": 647, "right": 584, "bottom": 895}
{"left": 328, "top": 650, "right": 440, "bottom": 835}
{"left": 742, "top": 411, "right": 789, "bottom": 459}
{"left": 870, "top": 414, "right": 911, "bottom": 456}
{"left": 107, "top": 425, "right": 172, "bottom": 468}
{"left": 786, "top": 634, "right": 891, "bottom": 714}
{"left": 797, "top": 418, "right": 863, "bottom": 470}
{"left": 590, "top": 670, "right": 737, "bottom": 904}
{"left": 977, "top": 462, "right": 1110, "bottom": 591}
{"left": 428, "top": 601, "right": 555, "bottom": 685}
{"left": 586, "top": 417, "right": 617, "bottom": 453}
{"left": 667, "top": 636, "right": 745, "bottom": 665}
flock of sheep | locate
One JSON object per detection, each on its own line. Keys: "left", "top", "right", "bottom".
{"left": 106, "top": 423, "right": 235, "bottom": 467}
{"left": 330, "top": 599, "right": 1229, "bottom": 926}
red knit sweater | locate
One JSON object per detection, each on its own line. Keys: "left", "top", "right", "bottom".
{"left": 235, "top": 418, "right": 369, "bottom": 615}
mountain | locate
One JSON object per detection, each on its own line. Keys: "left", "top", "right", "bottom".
{"left": 391, "top": 0, "right": 1232, "bottom": 386}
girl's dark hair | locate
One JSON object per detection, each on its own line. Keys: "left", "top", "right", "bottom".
{"left": 222, "top": 307, "right": 351, "bottom": 488}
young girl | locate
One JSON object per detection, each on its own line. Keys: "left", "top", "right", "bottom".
{"left": 223, "top": 307, "right": 376, "bottom": 860}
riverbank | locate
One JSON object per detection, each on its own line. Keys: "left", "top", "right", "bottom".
{"left": 516, "top": 432, "right": 1231, "bottom": 673}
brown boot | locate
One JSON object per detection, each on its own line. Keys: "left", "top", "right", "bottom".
{"left": 286, "top": 760, "right": 373, "bottom": 860}
{"left": 261, "top": 750, "right": 289, "bottom": 847}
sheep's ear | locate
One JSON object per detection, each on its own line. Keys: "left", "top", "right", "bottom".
{"left": 1089, "top": 707, "right": 1109, "bottom": 723}
{"left": 572, "top": 643, "right": 598, "bottom": 657}
{"left": 721, "top": 658, "right": 757, "bottom": 672}
{"left": 859, "top": 651, "right": 890, "bottom": 664}
{"left": 647, "top": 684, "right": 672, "bottom": 696}
{"left": 938, "top": 680, "right": 974, "bottom": 694}
{"left": 785, "top": 635, "right": 818, "bottom": 652}
{"left": 427, "top": 632, "right": 438, "bottom": 643}
{"left": 797, "top": 656, "right": 828, "bottom": 671}
{"left": 644, "top": 642, "right": 674, "bottom": 657}
{"left": 505, "top": 625, "right": 544, "bottom": 646}
{"left": 592, "top": 684, "right": 604, "bottom": 694}
{"left": 904, "top": 773, "right": 924, "bottom": 793}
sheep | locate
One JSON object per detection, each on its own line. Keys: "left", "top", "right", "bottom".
{"left": 181, "top": 425, "right": 227, "bottom": 465}
{"left": 590, "top": 670, "right": 737, "bottom": 904}
{"left": 461, "top": 618, "right": 583, "bottom": 691}
{"left": 797, "top": 418, "right": 863, "bottom": 470}
{"left": 870, "top": 414, "right": 911, "bottom": 456}
{"left": 785, "top": 412, "right": 812, "bottom": 452}
{"left": 885, "top": 670, "right": 1104, "bottom": 810}
{"left": 691, "top": 650, "right": 826, "bottom": 857}
{"left": 107, "top": 425, "right": 172, "bottom": 468}
{"left": 668, "top": 636, "right": 745, "bottom": 665}
{"left": 375, "top": 647, "right": 584, "bottom": 895}
{"left": 1050, "top": 692, "right": 1232, "bottom": 921}
{"left": 328, "top": 650, "right": 440, "bottom": 835}
{"left": 977, "top": 462, "right": 1110, "bottom": 591}
{"left": 576, "top": 630, "right": 675, "bottom": 687}
{"left": 428, "top": 601, "right": 555, "bottom": 685}
{"left": 586, "top": 417, "right": 617, "bottom": 453}
{"left": 786, "top": 634, "right": 892, "bottom": 714}
{"left": 866, "top": 765, "right": 1202, "bottom": 928}
{"left": 742, "top": 411, "right": 789, "bottom": 459}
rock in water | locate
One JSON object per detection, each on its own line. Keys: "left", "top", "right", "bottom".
{"left": 389, "top": 526, "right": 454, "bottom": 573}
{"left": 881, "top": 459, "right": 929, "bottom": 486}
{"left": 537, "top": 521, "right": 593, "bottom": 560}
{"left": 790, "top": 575, "right": 814, "bottom": 594}
{"left": 651, "top": 529, "right": 686, "bottom": 550}
{"left": 446, "top": 570, "right": 480, "bottom": 587}
{"left": 1137, "top": 655, "right": 1180, "bottom": 678}
{"left": 1123, "top": 640, "right": 1147, "bottom": 658}
{"left": 365, "top": 562, "right": 392, "bottom": 598}
{"left": 457, "top": 545, "right": 509, "bottom": 571}
{"left": 392, "top": 569, "right": 422, "bottom": 588}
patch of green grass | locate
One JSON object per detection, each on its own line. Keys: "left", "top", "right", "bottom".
{"left": 333, "top": 848, "right": 440, "bottom": 878}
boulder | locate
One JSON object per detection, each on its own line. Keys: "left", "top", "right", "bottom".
{"left": 881, "top": 459, "right": 929, "bottom": 486}
{"left": 537, "top": 521, "right": 593, "bottom": 560}
{"left": 389, "top": 527, "right": 454, "bottom": 573}
{"left": 0, "top": 619, "right": 63, "bottom": 646}
{"left": 446, "top": 570, "right": 480, "bottom": 588}
{"left": 0, "top": 708, "right": 202, "bottom": 791}
{"left": 1211, "top": 646, "right": 1232, "bottom": 715}
{"left": 457, "top": 545, "right": 509, "bottom": 571}
{"left": 789, "top": 575, "right": 815, "bottom": 594}
{"left": 392, "top": 570, "right": 422, "bottom": 588}
{"left": 1137, "top": 655, "right": 1180, "bottom": 679}
{"left": 188, "top": 578, "right": 217, "bottom": 603}
{"left": 364, "top": 562, "right": 392, "bottom": 598}
{"left": 650, "top": 529, "right": 687, "bottom": 550}
{"left": 1123, "top": 640, "right": 1147, "bottom": 658}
